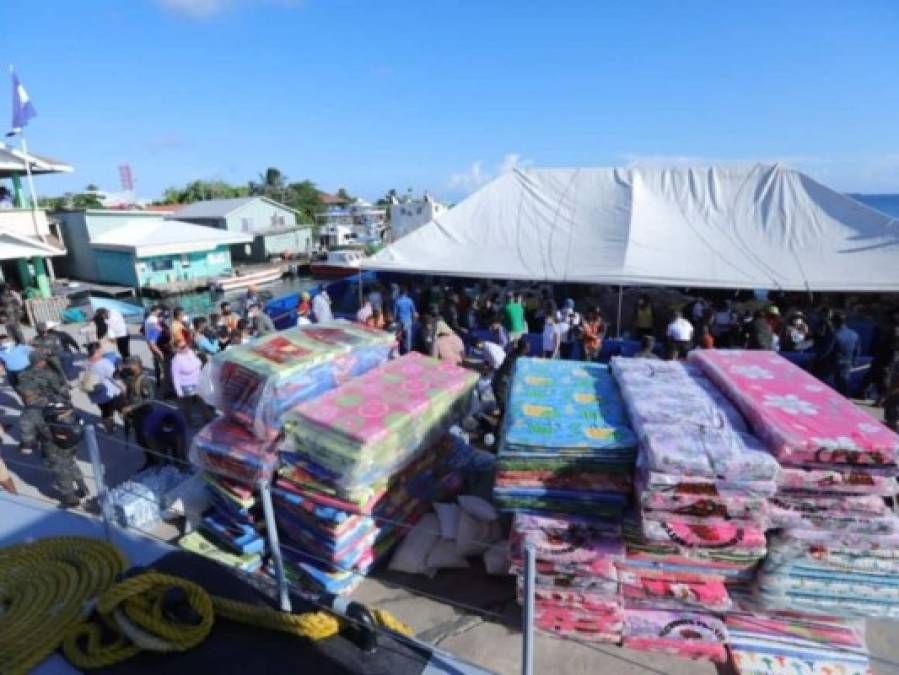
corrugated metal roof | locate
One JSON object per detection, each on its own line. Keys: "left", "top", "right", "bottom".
{"left": 171, "top": 196, "right": 297, "bottom": 219}
{"left": 92, "top": 218, "right": 252, "bottom": 257}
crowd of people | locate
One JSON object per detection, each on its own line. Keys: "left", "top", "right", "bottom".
{"left": 356, "top": 280, "right": 899, "bottom": 432}
{"left": 2, "top": 276, "right": 898, "bottom": 509}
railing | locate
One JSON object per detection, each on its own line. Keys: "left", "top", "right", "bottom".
{"left": 0, "top": 207, "right": 53, "bottom": 237}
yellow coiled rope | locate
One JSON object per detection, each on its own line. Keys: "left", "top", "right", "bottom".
{"left": 0, "top": 537, "right": 411, "bottom": 675}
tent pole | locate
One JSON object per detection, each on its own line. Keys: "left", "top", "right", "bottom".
{"left": 616, "top": 285, "right": 623, "bottom": 338}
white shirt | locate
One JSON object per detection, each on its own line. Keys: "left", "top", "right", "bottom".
{"left": 106, "top": 309, "right": 128, "bottom": 339}
{"left": 481, "top": 341, "right": 506, "bottom": 370}
{"left": 556, "top": 309, "right": 580, "bottom": 343}
{"left": 312, "top": 294, "right": 333, "bottom": 323}
{"left": 667, "top": 317, "right": 694, "bottom": 342}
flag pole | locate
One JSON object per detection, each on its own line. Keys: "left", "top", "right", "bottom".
{"left": 18, "top": 136, "right": 40, "bottom": 230}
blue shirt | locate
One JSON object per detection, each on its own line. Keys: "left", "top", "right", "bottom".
{"left": 834, "top": 326, "right": 860, "bottom": 366}
{"left": 196, "top": 334, "right": 220, "bottom": 355}
{"left": 141, "top": 403, "right": 187, "bottom": 439}
{"left": 146, "top": 324, "right": 161, "bottom": 344}
{"left": 0, "top": 344, "right": 33, "bottom": 372}
{"left": 394, "top": 295, "right": 417, "bottom": 324}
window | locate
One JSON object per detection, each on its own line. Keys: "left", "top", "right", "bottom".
{"left": 180, "top": 255, "right": 191, "bottom": 268}
{"left": 150, "top": 258, "right": 174, "bottom": 272}
{"left": 241, "top": 217, "right": 254, "bottom": 232}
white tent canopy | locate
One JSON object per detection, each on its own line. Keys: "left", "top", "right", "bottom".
{"left": 366, "top": 164, "right": 899, "bottom": 291}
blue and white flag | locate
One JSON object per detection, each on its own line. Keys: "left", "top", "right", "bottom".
{"left": 8, "top": 68, "right": 36, "bottom": 136}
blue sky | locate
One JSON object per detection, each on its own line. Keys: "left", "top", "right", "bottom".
{"left": 3, "top": 0, "right": 899, "bottom": 201}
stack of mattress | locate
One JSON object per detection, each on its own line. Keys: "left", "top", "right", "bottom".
{"left": 275, "top": 353, "right": 478, "bottom": 594}
{"left": 612, "top": 358, "right": 780, "bottom": 611}
{"left": 610, "top": 357, "right": 776, "bottom": 661}
{"left": 511, "top": 513, "right": 625, "bottom": 643}
{"left": 690, "top": 349, "right": 899, "bottom": 619}
{"left": 188, "top": 417, "right": 274, "bottom": 558}
{"left": 190, "top": 321, "right": 393, "bottom": 569}
{"left": 274, "top": 439, "right": 464, "bottom": 595}
{"left": 200, "top": 320, "right": 395, "bottom": 440}
{"left": 497, "top": 359, "right": 638, "bottom": 644}
{"left": 726, "top": 612, "right": 872, "bottom": 675}
{"left": 494, "top": 358, "right": 637, "bottom": 516}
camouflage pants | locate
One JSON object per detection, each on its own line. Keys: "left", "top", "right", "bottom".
{"left": 20, "top": 407, "right": 85, "bottom": 499}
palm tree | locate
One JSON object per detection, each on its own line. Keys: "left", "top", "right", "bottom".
{"left": 252, "top": 167, "right": 286, "bottom": 201}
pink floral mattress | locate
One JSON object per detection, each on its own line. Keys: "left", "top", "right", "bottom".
{"left": 689, "top": 350, "right": 899, "bottom": 466}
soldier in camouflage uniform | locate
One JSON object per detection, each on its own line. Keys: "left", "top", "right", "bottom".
{"left": 18, "top": 351, "right": 85, "bottom": 508}
{"left": 31, "top": 321, "right": 67, "bottom": 381}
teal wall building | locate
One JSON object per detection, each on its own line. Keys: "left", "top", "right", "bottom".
{"left": 54, "top": 209, "right": 251, "bottom": 290}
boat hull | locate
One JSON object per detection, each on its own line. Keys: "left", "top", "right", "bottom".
{"left": 213, "top": 267, "right": 283, "bottom": 292}
{"left": 309, "top": 263, "right": 361, "bottom": 279}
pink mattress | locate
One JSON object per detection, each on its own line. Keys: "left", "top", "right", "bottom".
{"left": 689, "top": 350, "right": 899, "bottom": 466}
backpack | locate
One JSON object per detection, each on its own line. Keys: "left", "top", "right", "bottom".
{"left": 43, "top": 403, "right": 84, "bottom": 449}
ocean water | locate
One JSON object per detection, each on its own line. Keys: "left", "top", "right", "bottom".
{"left": 850, "top": 194, "right": 899, "bottom": 218}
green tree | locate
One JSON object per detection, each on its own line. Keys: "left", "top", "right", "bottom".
{"left": 250, "top": 167, "right": 289, "bottom": 202}
{"left": 336, "top": 187, "right": 354, "bottom": 203}
{"left": 72, "top": 193, "right": 103, "bottom": 208}
{"left": 84, "top": 183, "right": 99, "bottom": 192}
{"left": 38, "top": 196, "right": 67, "bottom": 210}
{"left": 284, "top": 180, "right": 323, "bottom": 223}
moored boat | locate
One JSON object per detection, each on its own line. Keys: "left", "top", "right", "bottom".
{"left": 211, "top": 265, "right": 283, "bottom": 292}
{"left": 309, "top": 248, "right": 365, "bottom": 279}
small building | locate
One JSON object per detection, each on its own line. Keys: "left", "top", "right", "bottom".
{"left": 54, "top": 209, "right": 251, "bottom": 291}
{"left": 388, "top": 192, "right": 449, "bottom": 240}
{"left": 0, "top": 143, "right": 72, "bottom": 296}
{"left": 169, "top": 196, "right": 311, "bottom": 262}
{"left": 318, "top": 191, "right": 351, "bottom": 207}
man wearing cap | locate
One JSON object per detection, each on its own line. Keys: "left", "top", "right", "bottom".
{"left": 31, "top": 321, "right": 67, "bottom": 381}
{"left": 18, "top": 351, "right": 85, "bottom": 507}
{"left": 0, "top": 329, "right": 32, "bottom": 392}
{"left": 119, "top": 355, "right": 167, "bottom": 465}
{"left": 122, "top": 355, "right": 155, "bottom": 406}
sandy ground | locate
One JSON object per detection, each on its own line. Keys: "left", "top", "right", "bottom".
{"left": 2, "top": 323, "right": 899, "bottom": 675}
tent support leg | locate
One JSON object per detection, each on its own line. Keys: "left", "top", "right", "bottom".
{"left": 616, "top": 285, "right": 623, "bottom": 338}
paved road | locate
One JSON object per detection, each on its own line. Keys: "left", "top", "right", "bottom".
{"left": 2, "top": 325, "right": 898, "bottom": 674}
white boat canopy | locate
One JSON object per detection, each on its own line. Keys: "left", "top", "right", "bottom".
{"left": 366, "top": 164, "right": 899, "bottom": 291}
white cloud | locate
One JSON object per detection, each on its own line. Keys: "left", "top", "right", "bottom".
{"left": 157, "top": 0, "right": 301, "bottom": 19}
{"left": 449, "top": 152, "right": 533, "bottom": 194}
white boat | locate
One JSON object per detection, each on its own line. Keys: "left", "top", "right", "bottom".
{"left": 211, "top": 265, "right": 283, "bottom": 292}
{"left": 309, "top": 248, "right": 365, "bottom": 279}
